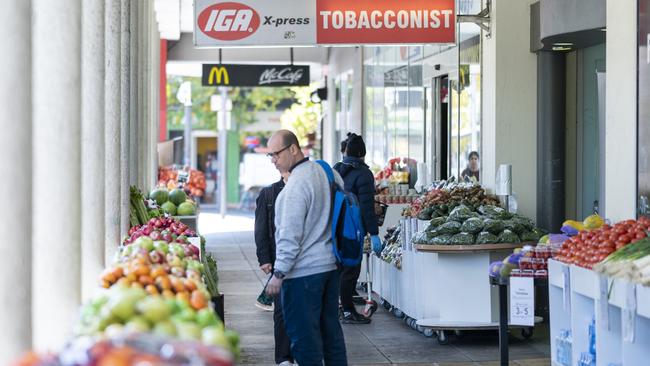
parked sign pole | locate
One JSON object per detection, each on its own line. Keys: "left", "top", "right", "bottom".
{"left": 218, "top": 87, "right": 228, "bottom": 217}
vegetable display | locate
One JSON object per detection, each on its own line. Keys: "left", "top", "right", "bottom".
{"left": 593, "top": 238, "right": 650, "bottom": 284}
{"left": 553, "top": 216, "right": 650, "bottom": 269}
{"left": 404, "top": 181, "right": 501, "bottom": 220}
{"left": 158, "top": 166, "right": 207, "bottom": 197}
{"left": 125, "top": 216, "right": 197, "bottom": 245}
{"left": 414, "top": 204, "right": 543, "bottom": 246}
{"left": 379, "top": 226, "right": 402, "bottom": 269}
{"left": 130, "top": 186, "right": 162, "bottom": 227}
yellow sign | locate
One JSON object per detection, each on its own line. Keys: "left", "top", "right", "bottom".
{"left": 208, "top": 66, "right": 230, "bottom": 85}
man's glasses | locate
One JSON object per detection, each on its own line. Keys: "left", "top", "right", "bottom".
{"left": 266, "top": 145, "right": 291, "bottom": 159}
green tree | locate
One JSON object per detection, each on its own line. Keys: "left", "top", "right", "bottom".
{"left": 280, "top": 85, "right": 321, "bottom": 146}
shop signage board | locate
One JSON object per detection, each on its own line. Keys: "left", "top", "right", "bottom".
{"left": 509, "top": 277, "right": 535, "bottom": 326}
{"left": 201, "top": 64, "right": 310, "bottom": 87}
{"left": 194, "top": 0, "right": 456, "bottom": 47}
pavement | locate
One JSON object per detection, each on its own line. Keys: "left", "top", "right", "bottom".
{"left": 200, "top": 210, "right": 551, "bottom": 366}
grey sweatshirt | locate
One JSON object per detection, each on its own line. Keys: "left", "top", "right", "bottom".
{"left": 274, "top": 160, "right": 343, "bottom": 279}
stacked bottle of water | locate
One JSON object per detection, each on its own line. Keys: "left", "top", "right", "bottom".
{"left": 578, "top": 317, "right": 597, "bottom": 366}
{"left": 556, "top": 329, "right": 573, "bottom": 366}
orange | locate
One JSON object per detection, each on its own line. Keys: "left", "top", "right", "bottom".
{"left": 190, "top": 290, "right": 208, "bottom": 310}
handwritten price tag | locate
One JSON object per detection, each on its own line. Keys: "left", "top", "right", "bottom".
{"left": 510, "top": 277, "right": 535, "bottom": 326}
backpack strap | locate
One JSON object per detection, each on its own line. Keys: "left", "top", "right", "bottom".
{"left": 315, "top": 160, "right": 334, "bottom": 184}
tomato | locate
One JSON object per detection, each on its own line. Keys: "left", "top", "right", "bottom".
{"left": 637, "top": 232, "right": 647, "bottom": 239}
{"left": 619, "top": 234, "right": 632, "bottom": 244}
{"left": 616, "top": 242, "right": 626, "bottom": 250}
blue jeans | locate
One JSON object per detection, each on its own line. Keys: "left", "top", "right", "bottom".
{"left": 282, "top": 270, "right": 348, "bottom": 366}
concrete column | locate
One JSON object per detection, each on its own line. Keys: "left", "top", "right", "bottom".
{"left": 150, "top": 8, "right": 161, "bottom": 188}
{"left": 605, "top": 0, "right": 637, "bottom": 221}
{"left": 120, "top": 0, "right": 131, "bottom": 234}
{"left": 32, "top": 0, "right": 82, "bottom": 350}
{"left": 129, "top": 0, "right": 139, "bottom": 187}
{"left": 137, "top": 0, "right": 148, "bottom": 189}
{"left": 0, "top": 1, "right": 32, "bottom": 361}
{"left": 481, "top": 0, "right": 538, "bottom": 219}
{"left": 81, "top": 0, "right": 106, "bottom": 300}
{"left": 105, "top": 0, "right": 122, "bottom": 265}
{"left": 141, "top": 0, "right": 152, "bottom": 188}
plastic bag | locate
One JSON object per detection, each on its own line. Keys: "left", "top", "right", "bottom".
{"left": 483, "top": 219, "right": 505, "bottom": 235}
{"left": 476, "top": 231, "right": 499, "bottom": 244}
{"left": 583, "top": 214, "right": 605, "bottom": 230}
{"left": 503, "top": 219, "right": 527, "bottom": 235}
{"left": 428, "top": 216, "right": 448, "bottom": 230}
{"left": 520, "top": 231, "right": 540, "bottom": 242}
{"left": 432, "top": 220, "right": 461, "bottom": 235}
{"left": 412, "top": 231, "right": 428, "bottom": 244}
{"left": 428, "top": 234, "right": 453, "bottom": 245}
{"left": 498, "top": 229, "right": 521, "bottom": 243}
{"left": 478, "top": 205, "right": 512, "bottom": 220}
{"left": 450, "top": 232, "right": 475, "bottom": 245}
{"left": 417, "top": 207, "right": 434, "bottom": 220}
{"left": 512, "top": 215, "right": 535, "bottom": 232}
{"left": 448, "top": 204, "right": 475, "bottom": 222}
{"left": 461, "top": 217, "right": 484, "bottom": 234}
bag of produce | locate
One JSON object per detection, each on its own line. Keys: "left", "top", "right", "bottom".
{"left": 583, "top": 214, "right": 605, "bottom": 230}
{"left": 448, "top": 204, "right": 474, "bottom": 222}
{"left": 483, "top": 219, "right": 505, "bottom": 235}
{"left": 478, "top": 205, "right": 512, "bottom": 220}
{"left": 428, "top": 216, "right": 448, "bottom": 231}
{"left": 476, "top": 231, "right": 499, "bottom": 244}
{"left": 503, "top": 219, "right": 527, "bottom": 235}
{"left": 461, "top": 217, "right": 484, "bottom": 234}
{"left": 520, "top": 231, "right": 541, "bottom": 242}
{"left": 432, "top": 220, "right": 462, "bottom": 235}
{"left": 412, "top": 231, "right": 428, "bottom": 244}
{"left": 428, "top": 234, "right": 453, "bottom": 245}
{"left": 450, "top": 232, "right": 475, "bottom": 245}
{"left": 512, "top": 215, "right": 535, "bottom": 231}
{"left": 497, "top": 229, "right": 521, "bottom": 243}
{"left": 417, "top": 207, "right": 435, "bottom": 220}
{"left": 489, "top": 261, "right": 504, "bottom": 278}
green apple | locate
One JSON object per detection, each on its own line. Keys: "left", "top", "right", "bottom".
{"left": 153, "top": 240, "right": 169, "bottom": 254}
{"left": 201, "top": 326, "right": 230, "bottom": 348}
{"left": 169, "top": 243, "right": 185, "bottom": 258}
{"left": 196, "top": 308, "right": 220, "bottom": 327}
{"left": 175, "top": 321, "right": 202, "bottom": 341}
{"left": 125, "top": 315, "right": 151, "bottom": 333}
{"left": 134, "top": 236, "right": 154, "bottom": 251}
{"left": 136, "top": 296, "right": 172, "bottom": 323}
{"left": 153, "top": 320, "right": 177, "bottom": 337}
{"left": 108, "top": 286, "right": 147, "bottom": 321}
{"left": 172, "top": 307, "right": 197, "bottom": 322}
{"left": 186, "top": 259, "right": 204, "bottom": 273}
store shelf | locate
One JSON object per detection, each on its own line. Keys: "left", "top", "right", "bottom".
{"left": 570, "top": 265, "right": 598, "bottom": 299}
{"left": 414, "top": 242, "right": 529, "bottom": 253}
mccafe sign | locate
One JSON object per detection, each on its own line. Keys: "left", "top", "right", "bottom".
{"left": 201, "top": 64, "right": 310, "bottom": 87}
{"left": 194, "top": 0, "right": 456, "bottom": 47}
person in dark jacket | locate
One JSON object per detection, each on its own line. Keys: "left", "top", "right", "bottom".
{"left": 254, "top": 171, "right": 294, "bottom": 366}
{"left": 333, "top": 133, "right": 382, "bottom": 324}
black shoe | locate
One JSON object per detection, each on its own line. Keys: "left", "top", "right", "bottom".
{"left": 352, "top": 296, "right": 366, "bottom": 306}
{"left": 342, "top": 311, "right": 371, "bottom": 324}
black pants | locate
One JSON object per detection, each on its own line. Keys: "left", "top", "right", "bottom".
{"left": 273, "top": 293, "right": 293, "bottom": 364}
{"left": 339, "top": 262, "right": 362, "bottom": 313}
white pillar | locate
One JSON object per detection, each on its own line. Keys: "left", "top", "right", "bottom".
{"left": 32, "top": 0, "right": 82, "bottom": 351}
{"left": 150, "top": 9, "right": 161, "bottom": 188}
{"left": 605, "top": 0, "right": 637, "bottom": 221}
{"left": 129, "top": 0, "right": 140, "bottom": 187}
{"left": 105, "top": 0, "right": 122, "bottom": 265}
{"left": 137, "top": 0, "right": 148, "bottom": 189}
{"left": 81, "top": 0, "right": 106, "bottom": 300}
{"left": 0, "top": 1, "right": 32, "bottom": 361}
{"left": 120, "top": 0, "right": 131, "bottom": 234}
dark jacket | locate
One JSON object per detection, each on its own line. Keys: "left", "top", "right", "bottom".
{"left": 255, "top": 178, "right": 285, "bottom": 266}
{"left": 333, "top": 156, "right": 379, "bottom": 236}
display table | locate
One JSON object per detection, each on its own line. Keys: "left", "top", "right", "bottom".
{"left": 414, "top": 243, "right": 526, "bottom": 344}
{"left": 548, "top": 259, "right": 650, "bottom": 366}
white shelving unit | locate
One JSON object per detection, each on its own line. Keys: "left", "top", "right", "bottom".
{"left": 548, "top": 259, "right": 650, "bottom": 366}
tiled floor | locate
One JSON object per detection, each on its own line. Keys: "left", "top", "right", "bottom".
{"left": 201, "top": 211, "right": 551, "bottom": 365}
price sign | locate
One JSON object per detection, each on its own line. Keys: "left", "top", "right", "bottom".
{"left": 562, "top": 265, "right": 571, "bottom": 312}
{"left": 596, "top": 275, "right": 610, "bottom": 330}
{"left": 510, "top": 277, "right": 535, "bottom": 326}
{"left": 623, "top": 281, "right": 637, "bottom": 343}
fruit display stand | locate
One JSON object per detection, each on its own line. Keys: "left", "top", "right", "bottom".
{"left": 174, "top": 215, "right": 199, "bottom": 232}
{"left": 548, "top": 259, "right": 650, "bottom": 366}
{"left": 414, "top": 242, "right": 530, "bottom": 344}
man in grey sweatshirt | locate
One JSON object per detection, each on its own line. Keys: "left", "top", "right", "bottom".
{"left": 265, "top": 130, "right": 348, "bottom": 366}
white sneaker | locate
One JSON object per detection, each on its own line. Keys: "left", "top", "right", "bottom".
{"left": 277, "top": 361, "right": 293, "bottom": 366}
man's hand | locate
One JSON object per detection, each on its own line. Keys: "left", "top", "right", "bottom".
{"left": 266, "top": 276, "right": 283, "bottom": 296}
{"left": 260, "top": 263, "right": 272, "bottom": 274}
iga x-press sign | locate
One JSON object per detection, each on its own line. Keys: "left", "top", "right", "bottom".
{"left": 194, "top": 0, "right": 456, "bottom": 47}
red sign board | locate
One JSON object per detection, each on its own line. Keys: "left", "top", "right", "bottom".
{"left": 316, "top": 0, "right": 456, "bottom": 44}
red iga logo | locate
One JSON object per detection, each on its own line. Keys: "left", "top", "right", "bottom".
{"left": 198, "top": 2, "right": 260, "bottom": 41}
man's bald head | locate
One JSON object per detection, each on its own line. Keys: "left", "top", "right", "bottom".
{"left": 268, "top": 129, "right": 305, "bottom": 173}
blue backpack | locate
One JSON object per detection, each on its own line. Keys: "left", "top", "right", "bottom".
{"left": 316, "top": 160, "right": 365, "bottom": 267}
